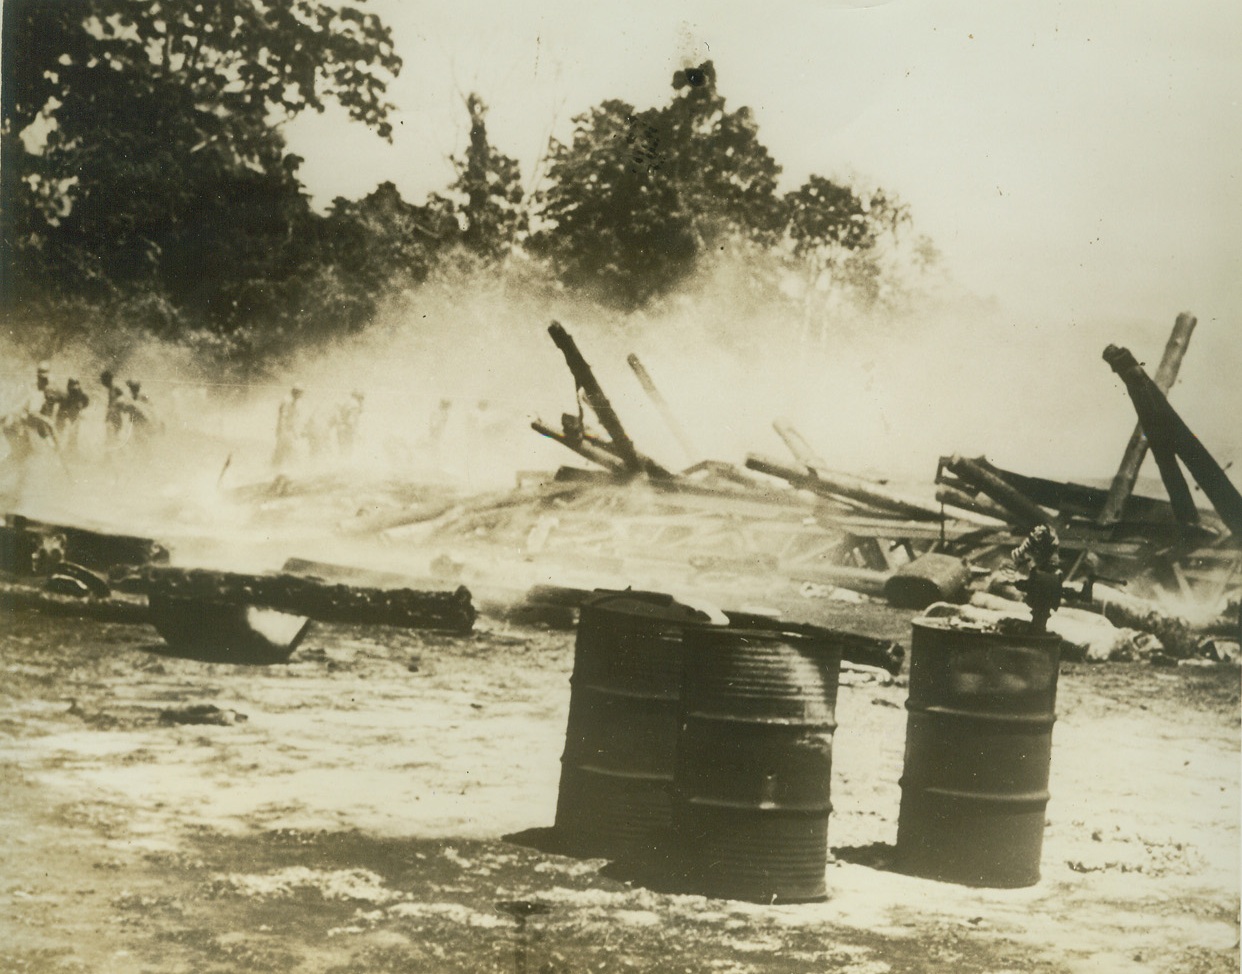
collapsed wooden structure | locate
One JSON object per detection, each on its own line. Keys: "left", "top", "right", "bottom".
{"left": 527, "top": 316, "right": 1240, "bottom": 652}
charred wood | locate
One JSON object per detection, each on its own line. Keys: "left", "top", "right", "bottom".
{"left": 1099, "top": 313, "right": 1198, "bottom": 525}
{"left": 939, "top": 456, "right": 1052, "bottom": 531}
{"left": 1104, "top": 344, "right": 1242, "bottom": 538}
{"left": 745, "top": 453, "right": 942, "bottom": 521}
{"left": 145, "top": 567, "right": 476, "bottom": 633}
{"left": 548, "top": 321, "right": 642, "bottom": 473}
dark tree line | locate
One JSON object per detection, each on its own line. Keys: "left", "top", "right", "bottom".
{"left": 2, "top": 2, "right": 927, "bottom": 362}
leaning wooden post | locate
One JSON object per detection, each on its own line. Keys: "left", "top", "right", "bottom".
{"left": 1097, "top": 313, "right": 1197, "bottom": 525}
{"left": 626, "top": 353, "right": 697, "bottom": 463}
{"left": 1104, "top": 344, "right": 1242, "bottom": 538}
{"left": 548, "top": 322, "right": 642, "bottom": 474}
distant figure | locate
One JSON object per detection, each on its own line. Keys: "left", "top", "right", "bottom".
{"left": 470, "top": 399, "right": 507, "bottom": 443}
{"left": 273, "top": 384, "right": 305, "bottom": 469}
{"left": 16, "top": 362, "right": 61, "bottom": 446}
{"left": 331, "top": 390, "right": 365, "bottom": 455}
{"left": 56, "top": 378, "right": 90, "bottom": 454}
{"left": 35, "top": 361, "right": 50, "bottom": 400}
{"left": 123, "top": 378, "right": 160, "bottom": 443}
{"left": 1, "top": 409, "right": 33, "bottom": 464}
{"left": 1, "top": 400, "right": 56, "bottom": 462}
{"left": 428, "top": 398, "right": 452, "bottom": 444}
{"left": 100, "top": 370, "right": 131, "bottom": 447}
{"left": 33, "top": 361, "right": 62, "bottom": 426}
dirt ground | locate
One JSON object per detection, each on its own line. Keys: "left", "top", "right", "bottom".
{"left": 0, "top": 600, "right": 1237, "bottom": 974}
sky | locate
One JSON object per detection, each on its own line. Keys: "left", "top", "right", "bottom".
{"left": 281, "top": 0, "right": 1240, "bottom": 480}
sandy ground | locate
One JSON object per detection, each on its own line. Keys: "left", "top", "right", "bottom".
{"left": 0, "top": 603, "right": 1238, "bottom": 974}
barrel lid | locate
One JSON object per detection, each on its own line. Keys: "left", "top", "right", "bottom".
{"left": 583, "top": 589, "right": 727, "bottom": 626}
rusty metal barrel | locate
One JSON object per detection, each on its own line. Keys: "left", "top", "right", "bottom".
{"left": 554, "top": 591, "right": 719, "bottom": 859}
{"left": 674, "top": 623, "right": 842, "bottom": 902}
{"left": 896, "top": 618, "right": 1061, "bottom": 887}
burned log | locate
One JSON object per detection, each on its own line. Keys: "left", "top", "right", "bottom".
{"left": 532, "top": 419, "right": 630, "bottom": 475}
{"left": 884, "top": 553, "right": 973, "bottom": 609}
{"left": 145, "top": 567, "right": 476, "bottom": 634}
{"left": 3, "top": 514, "right": 168, "bottom": 574}
{"left": 1104, "top": 345, "right": 1242, "bottom": 538}
{"left": 548, "top": 321, "right": 642, "bottom": 474}
{"left": 937, "top": 456, "right": 1052, "bottom": 531}
{"left": 577, "top": 426, "right": 676, "bottom": 480}
{"left": 745, "top": 453, "right": 943, "bottom": 522}
{"left": 1098, "top": 313, "right": 1198, "bottom": 525}
{"left": 0, "top": 578, "right": 148, "bottom": 624}
{"left": 934, "top": 485, "right": 1011, "bottom": 523}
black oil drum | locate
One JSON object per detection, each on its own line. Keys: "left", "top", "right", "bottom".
{"left": 674, "top": 623, "right": 842, "bottom": 903}
{"left": 554, "top": 591, "right": 719, "bottom": 859}
{"left": 896, "top": 618, "right": 1061, "bottom": 887}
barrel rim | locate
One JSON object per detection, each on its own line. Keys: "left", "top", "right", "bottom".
{"left": 911, "top": 616, "right": 1062, "bottom": 647}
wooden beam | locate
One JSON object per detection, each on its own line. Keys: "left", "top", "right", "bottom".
{"left": 1099, "top": 313, "right": 1197, "bottom": 525}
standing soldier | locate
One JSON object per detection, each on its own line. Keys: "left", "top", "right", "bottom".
{"left": 56, "top": 378, "right": 91, "bottom": 455}
{"left": 21, "top": 362, "right": 61, "bottom": 446}
{"left": 331, "top": 390, "right": 365, "bottom": 456}
{"left": 100, "top": 370, "right": 130, "bottom": 447}
{"left": 124, "top": 378, "right": 161, "bottom": 443}
{"left": 273, "top": 383, "right": 305, "bottom": 469}
{"left": 34, "top": 362, "right": 63, "bottom": 427}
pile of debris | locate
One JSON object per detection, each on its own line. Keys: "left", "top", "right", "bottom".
{"left": 404, "top": 316, "right": 1238, "bottom": 664}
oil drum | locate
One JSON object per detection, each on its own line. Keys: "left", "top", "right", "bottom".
{"left": 554, "top": 591, "right": 720, "bottom": 859}
{"left": 896, "top": 617, "right": 1061, "bottom": 887}
{"left": 674, "top": 622, "right": 842, "bottom": 902}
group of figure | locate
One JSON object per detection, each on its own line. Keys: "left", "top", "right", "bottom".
{"left": 273, "top": 384, "right": 366, "bottom": 470}
{"left": 1, "top": 361, "right": 159, "bottom": 464}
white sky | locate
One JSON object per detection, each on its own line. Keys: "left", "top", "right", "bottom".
{"left": 283, "top": 0, "right": 1241, "bottom": 478}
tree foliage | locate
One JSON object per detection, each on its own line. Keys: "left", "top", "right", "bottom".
{"left": 530, "top": 61, "right": 917, "bottom": 317}
{"left": 531, "top": 63, "right": 784, "bottom": 310}
{"left": 1, "top": 14, "right": 931, "bottom": 364}
{"left": 1, "top": 0, "right": 400, "bottom": 329}
{"left": 446, "top": 94, "right": 527, "bottom": 263}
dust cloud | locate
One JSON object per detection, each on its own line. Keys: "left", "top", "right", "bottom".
{"left": 2, "top": 258, "right": 1237, "bottom": 560}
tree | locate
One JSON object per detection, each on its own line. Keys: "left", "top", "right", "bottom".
{"left": 531, "top": 62, "right": 783, "bottom": 310}
{"left": 1, "top": 0, "right": 401, "bottom": 338}
{"left": 306, "top": 181, "right": 456, "bottom": 337}
{"left": 445, "top": 94, "right": 528, "bottom": 262}
{"left": 783, "top": 177, "right": 912, "bottom": 340}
